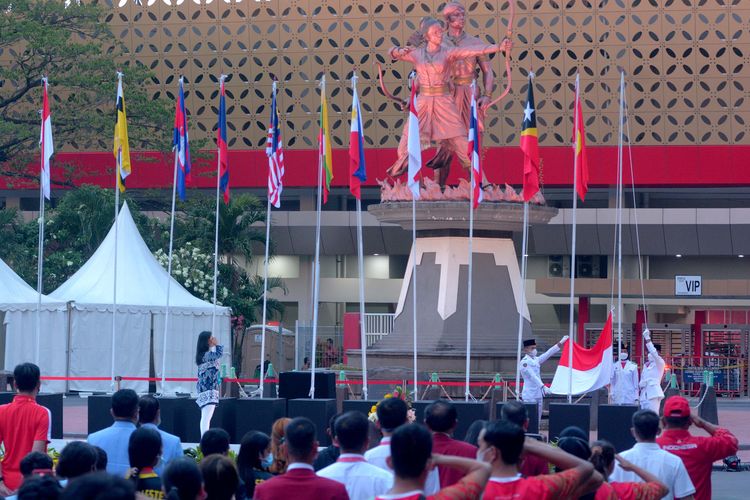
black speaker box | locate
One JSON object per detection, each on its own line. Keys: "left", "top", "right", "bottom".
{"left": 154, "top": 395, "right": 189, "bottom": 436}
{"left": 234, "top": 398, "right": 287, "bottom": 439}
{"left": 597, "top": 405, "right": 637, "bottom": 452}
{"left": 495, "top": 402, "right": 539, "bottom": 434}
{"left": 279, "top": 371, "right": 336, "bottom": 399}
{"left": 173, "top": 398, "right": 237, "bottom": 444}
{"left": 342, "top": 400, "right": 381, "bottom": 419}
{"left": 548, "top": 403, "right": 590, "bottom": 442}
{"left": 0, "top": 393, "right": 63, "bottom": 439}
{"left": 288, "top": 398, "right": 337, "bottom": 446}
{"left": 87, "top": 394, "right": 114, "bottom": 434}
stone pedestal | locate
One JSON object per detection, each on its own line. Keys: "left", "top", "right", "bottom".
{"left": 348, "top": 202, "right": 557, "bottom": 374}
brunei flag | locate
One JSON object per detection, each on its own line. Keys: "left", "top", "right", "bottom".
{"left": 520, "top": 75, "right": 540, "bottom": 202}
{"left": 113, "top": 75, "right": 131, "bottom": 192}
{"left": 319, "top": 79, "right": 334, "bottom": 204}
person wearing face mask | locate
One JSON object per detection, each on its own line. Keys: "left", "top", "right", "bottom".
{"left": 237, "top": 431, "right": 274, "bottom": 499}
{"left": 520, "top": 336, "right": 568, "bottom": 427}
{"left": 610, "top": 344, "right": 639, "bottom": 406}
{"left": 639, "top": 330, "right": 666, "bottom": 413}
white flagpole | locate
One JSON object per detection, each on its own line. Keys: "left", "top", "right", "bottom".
{"left": 259, "top": 195, "right": 272, "bottom": 397}
{"left": 352, "top": 74, "right": 369, "bottom": 400}
{"left": 616, "top": 71, "right": 625, "bottom": 355}
{"left": 211, "top": 76, "right": 226, "bottom": 340}
{"left": 411, "top": 197, "right": 418, "bottom": 401}
{"left": 35, "top": 80, "right": 46, "bottom": 366}
{"left": 567, "top": 73, "right": 581, "bottom": 403}
{"left": 464, "top": 165, "right": 475, "bottom": 401}
{"left": 111, "top": 72, "right": 123, "bottom": 392}
{"left": 309, "top": 75, "right": 326, "bottom": 399}
{"left": 514, "top": 202, "right": 530, "bottom": 399}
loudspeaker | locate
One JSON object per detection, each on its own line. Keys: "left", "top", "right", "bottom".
{"left": 174, "top": 398, "right": 236, "bottom": 444}
{"left": 212, "top": 398, "right": 238, "bottom": 442}
{"left": 288, "top": 399, "right": 337, "bottom": 446}
{"left": 412, "top": 400, "right": 433, "bottom": 424}
{"left": 451, "top": 401, "right": 490, "bottom": 441}
{"left": 495, "top": 402, "right": 539, "bottom": 434}
{"left": 234, "top": 398, "right": 287, "bottom": 439}
{"left": 342, "top": 400, "right": 381, "bottom": 419}
{"left": 155, "top": 395, "right": 188, "bottom": 436}
{"left": 548, "top": 403, "right": 590, "bottom": 442}
{"left": 88, "top": 395, "right": 114, "bottom": 434}
{"left": 597, "top": 405, "right": 637, "bottom": 452}
{"left": 0, "top": 393, "right": 63, "bottom": 438}
{"left": 279, "top": 371, "right": 335, "bottom": 399}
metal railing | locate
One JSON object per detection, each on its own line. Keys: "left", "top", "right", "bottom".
{"left": 364, "top": 313, "right": 395, "bottom": 347}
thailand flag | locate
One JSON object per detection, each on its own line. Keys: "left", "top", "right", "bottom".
{"left": 217, "top": 77, "right": 229, "bottom": 204}
{"left": 39, "top": 77, "right": 53, "bottom": 200}
{"left": 407, "top": 84, "right": 421, "bottom": 200}
{"left": 173, "top": 77, "right": 191, "bottom": 201}
{"left": 550, "top": 312, "right": 614, "bottom": 395}
{"left": 266, "top": 81, "right": 285, "bottom": 208}
{"left": 467, "top": 82, "right": 482, "bottom": 209}
{"left": 349, "top": 75, "right": 367, "bottom": 200}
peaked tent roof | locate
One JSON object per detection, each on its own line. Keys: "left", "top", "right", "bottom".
{"left": 0, "top": 257, "right": 66, "bottom": 311}
{"left": 51, "top": 202, "right": 229, "bottom": 315}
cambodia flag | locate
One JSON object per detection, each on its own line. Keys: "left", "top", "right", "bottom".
{"left": 467, "top": 82, "right": 482, "bottom": 209}
{"left": 349, "top": 76, "right": 367, "bottom": 200}
{"left": 173, "top": 77, "right": 191, "bottom": 201}
{"left": 520, "top": 75, "right": 540, "bottom": 202}
{"left": 217, "top": 78, "right": 230, "bottom": 204}
{"left": 549, "top": 312, "right": 614, "bottom": 395}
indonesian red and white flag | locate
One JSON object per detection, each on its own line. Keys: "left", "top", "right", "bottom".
{"left": 550, "top": 312, "right": 613, "bottom": 395}
{"left": 407, "top": 84, "right": 421, "bottom": 200}
{"left": 39, "top": 77, "right": 53, "bottom": 200}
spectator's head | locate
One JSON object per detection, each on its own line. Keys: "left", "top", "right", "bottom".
{"left": 128, "top": 427, "right": 162, "bottom": 471}
{"left": 559, "top": 425, "right": 589, "bottom": 441}
{"left": 662, "top": 396, "right": 692, "bottom": 430}
{"left": 327, "top": 338, "right": 334, "bottom": 346}
{"left": 163, "top": 458, "right": 204, "bottom": 500}
{"left": 13, "top": 362, "right": 41, "bottom": 394}
{"left": 238, "top": 430, "right": 271, "bottom": 473}
{"left": 138, "top": 395, "right": 160, "bottom": 426}
{"left": 464, "top": 420, "right": 487, "bottom": 447}
{"left": 284, "top": 417, "right": 318, "bottom": 463}
{"left": 376, "top": 397, "right": 408, "bottom": 434}
{"left": 92, "top": 446, "right": 108, "bottom": 471}
{"left": 335, "top": 411, "right": 370, "bottom": 454}
{"left": 326, "top": 412, "right": 342, "bottom": 444}
{"left": 500, "top": 401, "right": 529, "bottom": 431}
{"left": 200, "top": 428, "right": 230, "bottom": 457}
{"left": 270, "top": 417, "right": 291, "bottom": 474}
{"left": 478, "top": 420, "right": 525, "bottom": 466}
{"left": 56, "top": 441, "right": 98, "bottom": 479}
{"left": 387, "top": 423, "right": 433, "bottom": 482}
{"left": 195, "top": 331, "right": 212, "bottom": 365}
{"left": 632, "top": 409, "right": 660, "bottom": 442}
{"left": 303, "top": 356, "right": 310, "bottom": 368}
{"left": 20, "top": 451, "right": 54, "bottom": 478}
{"left": 557, "top": 435, "right": 591, "bottom": 469}
{"left": 17, "top": 474, "right": 62, "bottom": 500}
{"left": 200, "top": 454, "right": 238, "bottom": 500}
{"left": 589, "top": 440, "right": 617, "bottom": 479}
{"left": 424, "top": 400, "right": 458, "bottom": 434}
{"left": 60, "top": 472, "right": 136, "bottom": 500}
{"left": 111, "top": 389, "right": 139, "bottom": 422}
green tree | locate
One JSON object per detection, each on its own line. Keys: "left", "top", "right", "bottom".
{"left": 0, "top": 0, "right": 172, "bottom": 185}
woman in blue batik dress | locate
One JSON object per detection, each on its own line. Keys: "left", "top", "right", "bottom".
{"left": 195, "top": 331, "right": 223, "bottom": 436}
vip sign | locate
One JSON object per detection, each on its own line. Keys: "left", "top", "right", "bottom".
{"left": 675, "top": 275, "right": 702, "bottom": 296}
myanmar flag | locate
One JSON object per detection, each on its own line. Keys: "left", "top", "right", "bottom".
{"left": 520, "top": 75, "right": 540, "bottom": 202}
{"left": 319, "top": 81, "right": 333, "bottom": 204}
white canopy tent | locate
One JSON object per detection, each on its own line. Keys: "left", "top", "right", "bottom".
{"left": 0, "top": 256, "right": 69, "bottom": 393}
{"left": 50, "top": 202, "right": 231, "bottom": 393}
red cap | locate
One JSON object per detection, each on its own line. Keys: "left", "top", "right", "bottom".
{"left": 663, "top": 396, "right": 691, "bottom": 418}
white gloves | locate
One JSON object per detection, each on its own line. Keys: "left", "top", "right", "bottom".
{"left": 543, "top": 386, "right": 551, "bottom": 396}
{"left": 559, "top": 335, "right": 569, "bottom": 346}
{"left": 643, "top": 329, "right": 651, "bottom": 341}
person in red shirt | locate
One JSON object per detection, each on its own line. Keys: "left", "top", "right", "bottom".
{"left": 0, "top": 363, "right": 50, "bottom": 495}
{"left": 376, "top": 423, "right": 491, "bottom": 500}
{"left": 588, "top": 439, "right": 668, "bottom": 500}
{"left": 424, "top": 400, "right": 478, "bottom": 487}
{"left": 477, "top": 419, "right": 600, "bottom": 499}
{"left": 656, "top": 395, "right": 739, "bottom": 500}
{"left": 499, "top": 401, "right": 548, "bottom": 477}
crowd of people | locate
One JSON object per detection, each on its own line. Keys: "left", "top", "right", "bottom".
{"left": 0, "top": 362, "right": 740, "bottom": 499}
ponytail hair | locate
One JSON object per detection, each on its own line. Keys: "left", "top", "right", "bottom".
{"left": 590, "top": 440, "right": 616, "bottom": 481}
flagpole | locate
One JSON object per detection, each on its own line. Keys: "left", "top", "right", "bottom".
{"left": 111, "top": 72, "right": 123, "bottom": 392}
{"left": 310, "top": 75, "right": 326, "bottom": 399}
{"left": 514, "top": 202, "right": 529, "bottom": 399}
{"left": 464, "top": 162, "right": 475, "bottom": 402}
{"left": 211, "top": 75, "right": 227, "bottom": 340}
{"left": 567, "top": 73, "right": 581, "bottom": 403}
{"left": 35, "top": 78, "right": 48, "bottom": 366}
{"left": 616, "top": 71, "right": 625, "bottom": 355}
{"left": 259, "top": 196, "right": 272, "bottom": 397}
{"left": 411, "top": 195, "right": 418, "bottom": 401}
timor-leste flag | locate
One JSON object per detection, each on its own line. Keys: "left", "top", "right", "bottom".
{"left": 113, "top": 76, "right": 131, "bottom": 192}
{"left": 520, "top": 75, "right": 540, "bottom": 202}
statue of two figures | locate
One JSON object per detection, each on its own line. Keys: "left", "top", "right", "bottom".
{"left": 380, "top": 2, "right": 543, "bottom": 204}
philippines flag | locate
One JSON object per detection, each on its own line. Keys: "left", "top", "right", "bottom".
{"left": 39, "top": 77, "right": 53, "bottom": 200}
{"left": 467, "top": 81, "right": 482, "bottom": 209}
{"left": 349, "top": 75, "right": 367, "bottom": 200}
{"left": 173, "top": 77, "right": 191, "bottom": 201}
{"left": 407, "top": 84, "right": 421, "bottom": 200}
{"left": 549, "top": 312, "right": 614, "bottom": 395}
{"left": 217, "top": 77, "right": 230, "bottom": 204}
{"left": 266, "top": 81, "right": 285, "bottom": 208}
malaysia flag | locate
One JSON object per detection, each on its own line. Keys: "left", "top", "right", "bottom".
{"left": 266, "top": 81, "right": 285, "bottom": 208}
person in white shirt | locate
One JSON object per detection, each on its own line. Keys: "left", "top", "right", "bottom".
{"left": 318, "top": 411, "right": 393, "bottom": 499}
{"left": 365, "top": 397, "right": 440, "bottom": 494}
{"left": 610, "top": 409, "right": 696, "bottom": 500}
{"left": 520, "top": 336, "right": 568, "bottom": 426}
{"left": 610, "top": 344, "right": 639, "bottom": 405}
{"left": 639, "top": 330, "right": 666, "bottom": 413}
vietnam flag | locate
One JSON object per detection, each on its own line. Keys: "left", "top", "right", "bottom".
{"left": 549, "top": 312, "right": 613, "bottom": 395}
{"left": 573, "top": 73, "right": 589, "bottom": 201}
{"left": 520, "top": 75, "right": 539, "bottom": 202}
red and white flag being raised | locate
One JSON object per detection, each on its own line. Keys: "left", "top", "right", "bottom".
{"left": 549, "top": 312, "right": 613, "bottom": 395}
{"left": 40, "top": 78, "right": 53, "bottom": 200}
